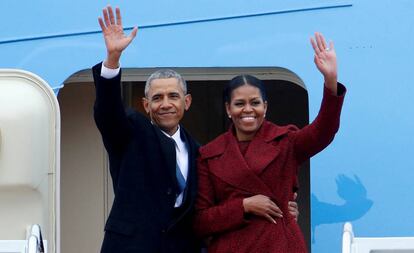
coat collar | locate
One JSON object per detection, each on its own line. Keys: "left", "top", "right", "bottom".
{"left": 200, "top": 120, "right": 296, "bottom": 198}
{"left": 200, "top": 120, "right": 294, "bottom": 159}
{"left": 154, "top": 125, "right": 199, "bottom": 193}
{"left": 245, "top": 121, "right": 292, "bottom": 174}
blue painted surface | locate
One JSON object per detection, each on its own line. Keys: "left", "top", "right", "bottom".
{"left": 1, "top": 0, "right": 414, "bottom": 252}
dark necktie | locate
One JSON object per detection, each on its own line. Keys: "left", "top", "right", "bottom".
{"left": 172, "top": 138, "right": 186, "bottom": 194}
{"left": 176, "top": 161, "right": 186, "bottom": 194}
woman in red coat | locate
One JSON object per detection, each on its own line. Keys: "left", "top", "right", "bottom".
{"left": 193, "top": 33, "right": 346, "bottom": 252}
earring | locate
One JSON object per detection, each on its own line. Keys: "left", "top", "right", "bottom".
{"left": 228, "top": 115, "right": 232, "bottom": 118}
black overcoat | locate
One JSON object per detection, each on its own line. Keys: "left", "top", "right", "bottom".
{"left": 93, "top": 63, "right": 200, "bottom": 253}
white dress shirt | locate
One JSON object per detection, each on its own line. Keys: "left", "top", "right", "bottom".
{"left": 100, "top": 62, "right": 120, "bottom": 79}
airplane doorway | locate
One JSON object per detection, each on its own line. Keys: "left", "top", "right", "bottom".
{"left": 121, "top": 67, "right": 310, "bottom": 250}
{"left": 58, "top": 67, "right": 310, "bottom": 253}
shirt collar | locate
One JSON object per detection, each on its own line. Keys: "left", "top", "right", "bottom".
{"left": 160, "top": 125, "right": 185, "bottom": 152}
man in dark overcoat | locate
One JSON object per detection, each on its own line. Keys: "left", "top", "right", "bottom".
{"left": 93, "top": 6, "right": 200, "bottom": 253}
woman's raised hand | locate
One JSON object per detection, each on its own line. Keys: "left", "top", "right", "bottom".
{"left": 310, "top": 32, "right": 338, "bottom": 94}
{"left": 98, "top": 6, "right": 138, "bottom": 68}
{"left": 243, "top": 195, "right": 283, "bottom": 224}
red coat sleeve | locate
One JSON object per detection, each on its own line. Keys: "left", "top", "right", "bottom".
{"left": 292, "top": 83, "right": 346, "bottom": 163}
{"left": 193, "top": 158, "right": 248, "bottom": 238}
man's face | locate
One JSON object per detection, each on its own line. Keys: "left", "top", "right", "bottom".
{"left": 142, "top": 78, "right": 192, "bottom": 135}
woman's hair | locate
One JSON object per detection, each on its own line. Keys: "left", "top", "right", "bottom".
{"left": 223, "top": 74, "right": 267, "bottom": 103}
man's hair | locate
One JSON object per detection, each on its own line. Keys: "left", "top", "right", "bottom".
{"left": 145, "top": 69, "right": 187, "bottom": 97}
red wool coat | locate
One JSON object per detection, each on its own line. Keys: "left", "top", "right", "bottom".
{"left": 194, "top": 85, "right": 346, "bottom": 253}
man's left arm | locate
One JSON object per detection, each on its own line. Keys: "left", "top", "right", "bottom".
{"left": 288, "top": 192, "right": 299, "bottom": 222}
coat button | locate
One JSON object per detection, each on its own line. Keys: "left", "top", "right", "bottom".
{"left": 166, "top": 187, "right": 173, "bottom": 195}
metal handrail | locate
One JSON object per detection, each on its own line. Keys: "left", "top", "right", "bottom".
{"left": 342, "top": 222, "right": 353, "bottom": 253}
{"left": 26, "top": 224, "right": 45, "bottom": 253}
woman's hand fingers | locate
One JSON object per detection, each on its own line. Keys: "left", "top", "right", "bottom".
{"left": 316, "top": 32, "right": 327, "bottom": 51}
{"left": 310, "top": 37, "right": 320, "bottom": 55}
{"left": 268, "top": 202, "right": 283, "bottom": 218}
{"left": 243, "top": 195, "right": 284, "bottom": 223}
{"left": 267, "top": 208, "right": 283, "bottom": 219}
{"left": 264, "top": 214, "right": 277, "bottom": 224}
{"left": 310, "top": 32, "right": 338, "bottom": 91}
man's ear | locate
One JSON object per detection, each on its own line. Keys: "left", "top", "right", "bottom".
{"left": 142, "top": 97, "right": 150, "bottom": 114}
{"left": 184, "top": 94, "right": 192, "bottom": 111}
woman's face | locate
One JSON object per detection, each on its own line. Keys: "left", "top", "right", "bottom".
{"left": 226, "top": 84, "right": 267, "bottom": 141}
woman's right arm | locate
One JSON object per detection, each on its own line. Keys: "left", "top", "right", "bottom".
{"left": 193, "top": 159, "right": 248, "bottom": 238}
{"left": 193, "top": 159, "right": 285, "bottom": 237}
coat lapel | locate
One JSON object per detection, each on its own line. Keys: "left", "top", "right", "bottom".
{"left": 205, "top": 121, "right": 293, "bottom": 199}
{"left": 209, "top": 130, "right": 276, "bottom": 199}
{"left": 244, "top": 133, "right": 281, "bottom": 175}
{"left": 153, "top": 126, "right": 178, "bottom": 191}
{"left": 180, "top": 127, "right": 199, "bottom": 203}
{"left": 167, "top": 127, "right": 199, "bottom": 231}
{"left": 245, "top": 120, "right": 293, "bottom": 175}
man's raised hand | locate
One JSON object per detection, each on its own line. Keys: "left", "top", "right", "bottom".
{"left": 98, "top": 6, "right": 138, "bottom": 68}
